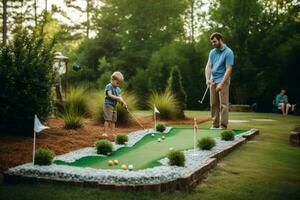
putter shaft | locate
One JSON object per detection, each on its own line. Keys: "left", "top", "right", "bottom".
{"left": 126, "top": 108, "right": 145, "bottom": 130}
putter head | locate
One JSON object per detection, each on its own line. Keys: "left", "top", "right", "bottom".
{"left": 198, "top": 100, "right": 203, "bottom": 104}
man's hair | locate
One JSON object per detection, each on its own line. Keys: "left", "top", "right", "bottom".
{"left": 210, "top": 32, "right": 223, "bottom": 40}
{"left": 111, "top": 71, "right": 124, "bottom": 81}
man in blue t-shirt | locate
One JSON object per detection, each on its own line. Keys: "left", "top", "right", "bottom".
{"left": 205, "top": 32, "right": 234, "bottom": 129}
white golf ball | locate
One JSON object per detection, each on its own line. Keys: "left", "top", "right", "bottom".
{"left": 157, "top": 138, "right": 161, "bottom": 142}
{"left": 169, "top": 147, "right": 173, "bottom": 151}
{"left": 151, "top": 133, "right": 155, "bottom": 137}
{"left": 128, "top": 164, "right": 133, "bottom": 171}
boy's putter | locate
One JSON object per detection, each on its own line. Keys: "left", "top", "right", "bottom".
{"left": 126, "top": 106, "right": 146, "bottom": 131}
{"left": 198, "top": 86, "right": 209, "bottom": 104}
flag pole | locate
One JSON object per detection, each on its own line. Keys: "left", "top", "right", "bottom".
{"left": 32, "top": 131, "right": 36, "bottom": 164}
{"left": 154, "top": 104, "right": 156, "bottom": 133}
{"left": 193, "top": 117, "right": 198, "bottom": 156}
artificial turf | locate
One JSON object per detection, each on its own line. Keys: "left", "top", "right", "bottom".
{"left": 54, "top": 128, "right": 246, "bottom": 170}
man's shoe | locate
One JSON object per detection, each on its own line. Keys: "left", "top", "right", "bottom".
{"left": 220, "top": 124, "right": 227, "bottom": 129}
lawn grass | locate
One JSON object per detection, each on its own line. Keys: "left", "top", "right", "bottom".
{"left": 1, "top": 111, "right": 300, "bottom": 200}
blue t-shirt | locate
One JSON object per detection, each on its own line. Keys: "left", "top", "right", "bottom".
{"left": 104, "top": 83, "right": 121, "bottom": 106}
{"left": 208, "top": 44, "right": 234, "bottom": 84}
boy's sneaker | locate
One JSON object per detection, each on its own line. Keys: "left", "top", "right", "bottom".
{"left": 101, "top": 133, "right": 108, "bottom": 137}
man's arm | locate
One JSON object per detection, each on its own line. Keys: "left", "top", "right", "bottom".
{"left": 205, "top": 62, "right": 212, "bottom": 86}
{"left": 216, "top": 64, "right": 232, "bottom": 91}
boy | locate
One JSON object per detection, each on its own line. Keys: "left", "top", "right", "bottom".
{"left": 102, "top": 71, "right": 127, "bottom": 138}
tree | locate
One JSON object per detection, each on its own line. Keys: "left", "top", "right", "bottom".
{"left": 1, "top": 0, "right": 7, "bottom": 45}
{"left": 0, "top": 28, "right": 55, "bottom": 135}
{"left": 167, "top": 66, "right": 187, "bottom": 118}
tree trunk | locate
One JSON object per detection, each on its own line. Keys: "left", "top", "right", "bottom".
{"left": 190, "top": 0, "right": 195, "bottom": 44}
{"left": 86, "top": 0, "right": 90, "bottom": 38}
{"left": 2, "top": 0, "right": 7, "bottom": 45}
{"left": 34, "top": 0, "right": 37, "bottom": 26}
{"left": 45, "top": 0, "right": 47, "bottom": 11}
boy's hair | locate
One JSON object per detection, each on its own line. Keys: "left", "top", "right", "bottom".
{"left": 111, "top": 71, "right": 124, "bottom": 81}
{"left": 210, "top": 32, "right": 223, "bottom": 40}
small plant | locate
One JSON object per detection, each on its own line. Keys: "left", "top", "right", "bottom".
{"left": 116, "top": 134, "right": 129, "bottom": 145}
{"left": 221, "top": 130, "right": 235, "bottom": 141}
{"left": 62, "top": 109, "right": 82, "bottom": 129}
{"left": 197, "top": 137, "right": 216, "bottom": 150}
{"left": 34, "top": 148, "right": 55, "bottom": 165}
{"left": 95, "top": 139, "right": 113, "bottom": 155}
{"left": 156, "top": 124, "right": 166, "bottom": 132}
{"left": 167, "top": 150, "right": 185, "bottom": 167}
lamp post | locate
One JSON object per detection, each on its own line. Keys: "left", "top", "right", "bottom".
{"left": 53, "top": 52, "right": 69, "bottom": 101}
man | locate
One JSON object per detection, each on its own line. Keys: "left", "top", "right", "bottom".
{"left": 275, "top": 88, "right": 291, "bottom": 115}
{"left": 205, "top": 32, "right": 234, "bottom": 129}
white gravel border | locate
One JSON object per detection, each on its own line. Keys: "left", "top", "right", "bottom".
{"left": 7, "top": 128, "right": 258, "bottom": 185}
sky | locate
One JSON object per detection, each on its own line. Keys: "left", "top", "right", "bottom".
{"left": 33, "top": 0, "right": 210, "bottom": 38}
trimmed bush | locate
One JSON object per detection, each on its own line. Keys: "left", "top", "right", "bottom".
{"left": 62, "top": 108, "right": 82, "bottom": 129}
{"left": 221, "top": 130, "right": 235, "bottom": 141}
{"left": 34, "top": 148, "right": 55, "bottom": 165}
{"left": 148, "top": 90, "right": 180, "bottom": 120}
{"left": 197, "top": 137, "right": 216, "bottom": 150}
{"left": 156, "top": 124, "right": 166, "bottom": 132}
{"left": 95, "top": 139, "right": 113, "bottom": 155}
{"left": 116, "top": 134, "right": 128, "bottom": 144}
{"left": 167, "top": 150, "right": 185, "bottom": 167}
{"left": 89, "top": 90, "right": 139, "bottom": 125}
{"left": 0, "top": 29, "right": 54, "bottom": 135}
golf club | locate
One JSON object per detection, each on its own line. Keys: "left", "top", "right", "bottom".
{"left": 126, "top": 106, "right": 146, "bottom": 130}
{"left": 198, "top": 86, "right": 209, "bottom": 104}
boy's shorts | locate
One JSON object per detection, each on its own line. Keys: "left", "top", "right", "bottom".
{"left": 104, "top": 104, "right": 117, "bottom": 123}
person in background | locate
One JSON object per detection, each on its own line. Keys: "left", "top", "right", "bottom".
{"left": 275, "top": 88, "right": 291, "bottom": 115}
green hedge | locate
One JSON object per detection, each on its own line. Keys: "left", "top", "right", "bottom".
{"left": 0, "top": 29, "right": 54, "bottom": 135}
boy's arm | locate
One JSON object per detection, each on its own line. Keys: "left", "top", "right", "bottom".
{"left": 107, "top": 91, "right": 126, "bottom": 107}
{"left": 107, "top": 91, "right": 121, "bottom": 101}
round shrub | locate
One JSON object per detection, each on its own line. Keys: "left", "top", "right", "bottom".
{"left": 34, "top": 148, "right": 55, "bottom": 165}
{"left": 197, "top": 137, "right": 216, "bottom": 150}
{"left": 95, "top": 139, "right": 113, "bottom": 155}
{"left": 221, "top": 130, "right": 235, "bottom": 141}
{"left": 156, "top": 124, "right": 166, "bottom": 132}
{"left": 167, "top": 150, "right": 185, "bottom": 167}
{"left": 116, "top": 134, "right": 128, "bottom": 145}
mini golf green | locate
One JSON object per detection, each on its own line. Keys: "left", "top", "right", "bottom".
{"left": 54, "top": 128, "right": 247, "bottom": 170}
